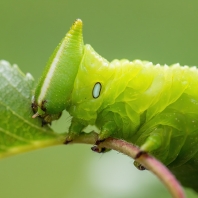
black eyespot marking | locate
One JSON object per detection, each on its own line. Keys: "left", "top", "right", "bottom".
{"left": 92, "top": 82, "right": 102, "bottom": 99}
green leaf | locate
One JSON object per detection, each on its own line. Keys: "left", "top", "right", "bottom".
{"left": 0, "top": 60, "right": 65, "bottom": 159}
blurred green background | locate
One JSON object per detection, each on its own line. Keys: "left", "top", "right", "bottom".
{"left": 0, "top": 0, "right": 198, "bottom": 197}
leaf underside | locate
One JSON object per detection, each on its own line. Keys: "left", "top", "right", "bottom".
{"left": 0, "top": 60, "right": 64, "bottom": 159}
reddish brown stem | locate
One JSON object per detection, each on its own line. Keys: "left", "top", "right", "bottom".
{"left": 68, "top": 132, "right": 185, "bottom": 198}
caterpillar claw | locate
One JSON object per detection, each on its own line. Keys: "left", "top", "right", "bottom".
{"left": 64, "top": 140, "right": 72, "bottom": 144}
{"left": 95, "top": 138, "right": 105, "bottom": 145}
{"left": 135, "top": 150, "right": 147, "bottom": 159}
{"left": 64, "top": 139, "right": 72, "bottom": 144}
{"left": 91, "top": 145, "right": 107, "bottom": 153}
{"left": 64, "top": 135, "right": 74, "bottom": 144}
{"left": 133, "top": 161, "right": 147, "bottom": 171}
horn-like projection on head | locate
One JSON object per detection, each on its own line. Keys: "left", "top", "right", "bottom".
{"left": 32, "top": 19, "right": 84, "bottom": 124}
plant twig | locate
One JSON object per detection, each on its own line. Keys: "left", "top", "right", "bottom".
{"left": 67, "top": 132, "right": 185, "bottom": 198}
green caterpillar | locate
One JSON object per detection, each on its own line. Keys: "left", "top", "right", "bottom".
{"left": 32, "top": 19, "right": 198, "bottom": 191}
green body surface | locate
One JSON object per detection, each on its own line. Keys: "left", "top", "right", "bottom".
{"left": 68, "top": 45, "right": 198, "bottom": 191}
{"left": 33, "top": 20, "right": 198, "bottom": 191}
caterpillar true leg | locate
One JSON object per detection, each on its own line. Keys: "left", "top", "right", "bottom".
{"left": 64, "top": 118, "right": 85, "bottom": 144}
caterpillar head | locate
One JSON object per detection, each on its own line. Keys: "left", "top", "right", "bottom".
{"left": 32, "top": 19, "right": 84, "bottom": 124}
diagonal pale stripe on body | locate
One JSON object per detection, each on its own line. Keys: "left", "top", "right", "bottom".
{"left": 37, "top": 40, "right": 66, "bottom": 104}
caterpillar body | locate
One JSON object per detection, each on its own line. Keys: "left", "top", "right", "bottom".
{"left": 32, "top": 19, "right": 198, "bottom": 191}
